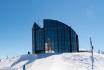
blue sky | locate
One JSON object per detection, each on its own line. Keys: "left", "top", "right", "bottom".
{"left": 0, "top": 0, "right": 104, "bottom": 58}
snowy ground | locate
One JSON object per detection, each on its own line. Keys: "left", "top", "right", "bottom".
{"left": 0, "top": 52, "right": 104, "bottom": 70}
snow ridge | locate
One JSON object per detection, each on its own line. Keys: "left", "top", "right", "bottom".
{"left": 0, "top": 52, "right": 104, "bottom": 70}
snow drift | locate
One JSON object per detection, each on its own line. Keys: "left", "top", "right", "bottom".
{"left": 0, "top": 52, "right": 104, "bottom": 70}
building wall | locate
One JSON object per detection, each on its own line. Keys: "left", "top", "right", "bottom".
{"left": 32, "top": 19, "right": 79, "bottom": 54}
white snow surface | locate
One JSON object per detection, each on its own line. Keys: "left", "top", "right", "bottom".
{"left": 0, "top": 52, "right": 104, "bottom": 70}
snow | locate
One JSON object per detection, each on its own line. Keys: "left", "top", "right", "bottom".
{"left": 0, "top": 52, "right": 104, "bottom": 70}
{"left": 79, "top": 48, "right": 90, "bottom": 52}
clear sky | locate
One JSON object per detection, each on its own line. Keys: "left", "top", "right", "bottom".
{"left": 0, "top": 0, "right": 104, "bottom": 58}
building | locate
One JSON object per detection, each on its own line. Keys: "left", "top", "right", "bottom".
{"left": 32, "top": 19, "right": 79, "bottom": 54}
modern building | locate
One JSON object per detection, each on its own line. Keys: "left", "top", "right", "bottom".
{"left": 32, "top": 19, "right": 79, "bottom": 54}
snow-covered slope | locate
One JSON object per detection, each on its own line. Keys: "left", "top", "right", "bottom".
{"left": 0, "top": 52, "right": 104, "bottom": 70}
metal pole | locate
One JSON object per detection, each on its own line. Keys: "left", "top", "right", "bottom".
{"left": 90, "top": 37, "right": 94, "bottom": 70}
{"left": 23, "top": 64, "right": 26, "bottom": 70}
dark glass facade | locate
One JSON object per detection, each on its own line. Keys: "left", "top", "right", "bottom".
{"left": 32, "top": 19, "right": 79, "bottom": 54}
